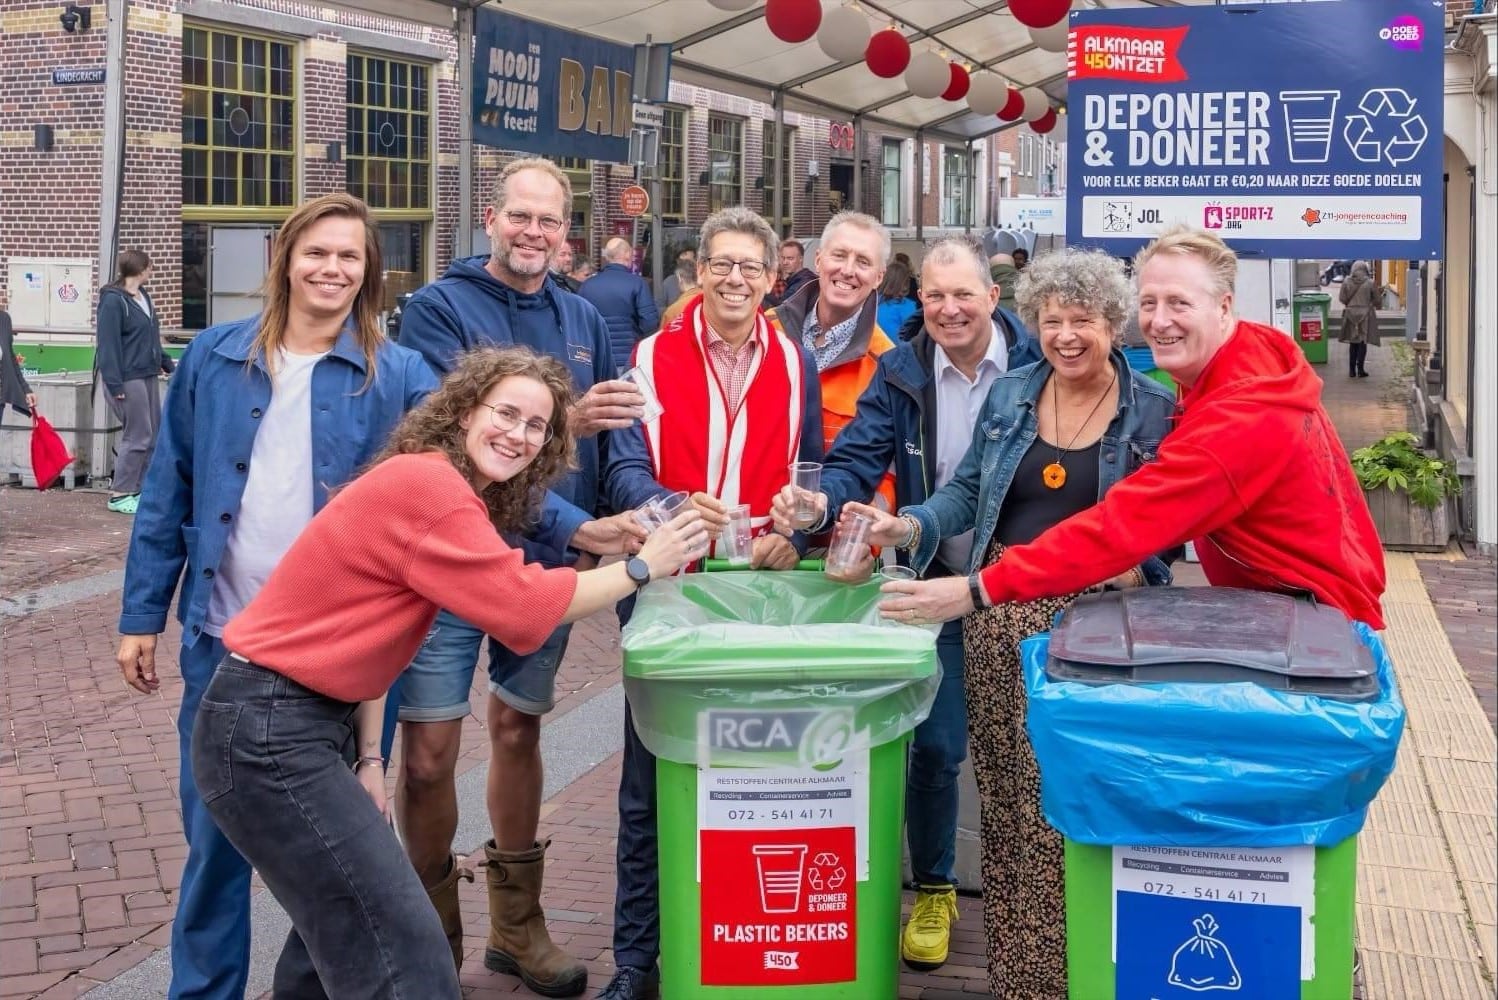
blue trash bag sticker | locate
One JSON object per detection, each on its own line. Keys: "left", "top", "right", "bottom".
{"left": 1167, "top": 914, "right": 1241, "bottom": 991}
{"left": 1021, "top": 622, "right": 1405, "bottom": 846}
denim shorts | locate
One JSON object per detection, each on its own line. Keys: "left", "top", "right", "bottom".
{"left": 397, "top": 608, "right": 572, "bottom": 721}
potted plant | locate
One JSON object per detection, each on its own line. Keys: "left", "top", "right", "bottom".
{"left": 1351, "top": 432, "right": 1460, "bottom": 551}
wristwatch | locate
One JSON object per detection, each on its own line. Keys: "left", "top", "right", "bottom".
{"left": 967, "top": 573, "right": 990, "bottom": 610}
{"left": 625, "top": 556, "right": 652, "bottom": 589}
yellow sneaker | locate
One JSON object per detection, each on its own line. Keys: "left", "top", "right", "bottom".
{"left": 901, "top": 884, "right": 958, "bottom": 970}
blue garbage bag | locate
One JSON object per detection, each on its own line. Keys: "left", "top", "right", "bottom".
{"left": 1020, "top": 622, "right": 1404, "bottom": 847}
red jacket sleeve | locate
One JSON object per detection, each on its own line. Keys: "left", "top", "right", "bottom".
{"left": 402, "top": 503, "right": 578, "bottom": 655}
{"left": 978, "top": 424, "right": 1290, "bottom": 605}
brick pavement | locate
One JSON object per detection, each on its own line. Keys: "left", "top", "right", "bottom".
{"left": 1416, "top": 551, "right": 1498, "bottom": 730}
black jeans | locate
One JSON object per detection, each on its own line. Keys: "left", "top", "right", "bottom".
{"left": 191, "top": 657, "right": 458, "bottom": 999}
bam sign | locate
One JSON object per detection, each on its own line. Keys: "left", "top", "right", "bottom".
{"left": 472, "top": 9, "right": 666, "bottom": 162}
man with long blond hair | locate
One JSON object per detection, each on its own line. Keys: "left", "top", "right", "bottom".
{"left": 394, "top": 156, "right": 645, "bottom": 996}
{"left": 114, "top": 193, "right": 437, "bottom": 999}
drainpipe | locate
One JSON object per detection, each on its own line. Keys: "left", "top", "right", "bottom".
{"left": 457, "top": 3, "right": 475, "bottom": 258}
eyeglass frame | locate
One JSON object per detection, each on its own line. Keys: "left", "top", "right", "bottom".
{"left": 500, "top": 209, "right": 567, "bottom": 235}
{"left": 702, "top": 256, "right": 770, "bottom": 280}
{"left": 476, "top": 401, "right": 554, "bottom": 447}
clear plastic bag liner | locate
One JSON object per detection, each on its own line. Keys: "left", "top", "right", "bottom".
{"left": 1020, "top": 622, "right": 1405, "bottom": 847}
{"left": 622, "top": 572, "right": 941, "bottom": 766}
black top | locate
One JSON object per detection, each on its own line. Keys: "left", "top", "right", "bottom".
{"left": 994, "top": 437, "right": 1102, "bottom": 546}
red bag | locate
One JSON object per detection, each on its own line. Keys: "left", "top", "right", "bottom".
{"left": 30, "top": 412, "right": 74, "bottom": 490}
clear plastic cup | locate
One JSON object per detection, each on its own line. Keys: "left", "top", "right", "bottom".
{"left": 878, "top": 565, "right": 919, "bottom": 626}
{"left": 825, "top": 513, "right": 872, "bottom": 579}
{"left": 619, "top": 366, "right": 664, "bottom": 423}
{"left": 721, "top": 503, "right": 753, "bottom": 566}
{"left": 788, "top": 462, "right": 823, "bottom": 530}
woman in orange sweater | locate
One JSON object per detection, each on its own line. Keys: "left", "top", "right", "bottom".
{"left": 181, "top": 347, "right": 705, "bottom": 999}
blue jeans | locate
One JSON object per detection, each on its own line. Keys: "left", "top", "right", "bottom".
{"left": 398, "top": 609, "right": 572, "bottom": 720}
{"left": 170, "top": 635, "right": 253, "bottom": 1000}
{"left": 192, "top": 657, "right": 458, "bottom": 999}
{"left": 907, "top": 619, "right": 968, "bottom": 887}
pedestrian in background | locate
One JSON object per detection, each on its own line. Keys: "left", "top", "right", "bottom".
{"left": 1, "top": 307, "right": 37, "bottom": 419}
{"left": 95, "top": 250, "right": 174, "bottom": 514}
{"left": 1338, "top": 260, "right": 1384, "bottom": 379}
{"left": 875, "top": 257, "right": 919, "bottom": 337}
{"left": 578, "top": 237, "right": 660, "bottom": 370}
{"left": 657, "top": 255, "right": 700, "bottom": 329}
{"left": 115, "top": 192, "right": 436, "bottom": 1000}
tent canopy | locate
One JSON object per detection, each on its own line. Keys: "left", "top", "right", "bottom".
{"left": 470, "top": 0, "right": 1219, "bottom": 144}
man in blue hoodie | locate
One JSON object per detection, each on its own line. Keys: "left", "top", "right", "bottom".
{"left": 395, "top": 157, "right": 644, "bottom": 997}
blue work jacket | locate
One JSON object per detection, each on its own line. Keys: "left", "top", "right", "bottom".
{"left": 904, "top": 348, "right": 1178, "bottom": 581}
{"left": 817, "top": 325, "right": 1038, "bottom": 571}
{"left": 118, "top": 318, "right": 436, "bottom": 646}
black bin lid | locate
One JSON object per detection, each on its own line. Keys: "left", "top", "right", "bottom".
{"left": 1044, "top": 587, "right": 1378, "bottom": 702}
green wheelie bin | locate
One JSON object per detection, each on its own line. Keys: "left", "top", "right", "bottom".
{"left": 622, "top": 569, "right": 940, "bottom": 998}
{"left": 1293, "top": 291, "right": 1332, "bottom": 365}
{"left": 1021, "top": 587, "right": 1405, "bottom": 1000}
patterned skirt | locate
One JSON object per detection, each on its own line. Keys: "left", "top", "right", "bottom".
{"left": 964, "top": 539, "right": 1083, "bottom": 999}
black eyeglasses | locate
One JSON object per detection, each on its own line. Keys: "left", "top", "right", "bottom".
{"left": 703, "top": 256, "right": 768, "bottom": 280}
{"left": 502, "top": 210, "right": 566, "bottom": 235}
{"left": 478, "top": 402, "right": 553, "bottom": 446}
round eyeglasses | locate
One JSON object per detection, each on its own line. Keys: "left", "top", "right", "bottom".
{"left": 478, "top": 402, "right": 553, "bottom": 447}
{"left": 502, "top": 210, "right": 566, "bottom": 235}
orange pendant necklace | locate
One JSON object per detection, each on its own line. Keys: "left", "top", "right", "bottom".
{"left": 1044, "top": 370, "right": 1117, "bottom": 490}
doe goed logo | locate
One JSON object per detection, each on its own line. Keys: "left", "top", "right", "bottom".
{"left": 1378, "top": 15, "right": 1424, "bottom": 51}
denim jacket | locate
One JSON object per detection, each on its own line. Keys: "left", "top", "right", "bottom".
{"left": 118, "top": 317, "right": 437, "bottom": 646}
{"left": 906, "top": 349, "right": 1178, "bottom": 583}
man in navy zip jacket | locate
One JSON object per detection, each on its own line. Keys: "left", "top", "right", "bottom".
{"left": 578, "top": 237, "right": 659, "bottom": 371}
{"left": 393, "top": 157, "right": 643, "bottom": 997}
{"left": 772, "top": 238, "right": 1040, "bottom": 973}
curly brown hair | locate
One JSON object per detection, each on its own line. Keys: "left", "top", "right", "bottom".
{"left": 374, "top": 347, "right": 578, "bottom": 534}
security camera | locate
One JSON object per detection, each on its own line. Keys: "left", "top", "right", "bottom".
{"left": 60, "top": 4, "right": 91, "bottom": 33}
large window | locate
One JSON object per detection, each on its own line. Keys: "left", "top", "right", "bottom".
{"left": 707, "top": 114, "right": 744, "bottom": 214}
{"left": 658, "top": 107, "right": 687, "bottom": 222}
{"left": 181, "top": 26, "right": 295, "bottom": 207}
{"left": 346, "top": 53, "right": 431, "bottom": 210}
{"left": 881, "top": 139, "right": 903, "bottom": 226}
{"left": 941, "top": 146, "right": 972, "bottom": 227}
{"left": 761, "top": 123, "right": 795, "bottom": 233}
{"left": 555, "top": 157, "right": 593, "bottom": 256}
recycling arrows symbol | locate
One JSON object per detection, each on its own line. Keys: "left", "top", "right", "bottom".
{"left": 1343, "top": 87, "right": 1428, "bottom": 166}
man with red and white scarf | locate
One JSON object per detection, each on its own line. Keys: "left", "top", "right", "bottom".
{"left": 599, "top": 207, "right": 822, "bottom": 1000}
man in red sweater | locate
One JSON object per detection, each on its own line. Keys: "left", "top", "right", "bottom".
{"left": 879, "top": 224, "right": 1387, "bottom": 630}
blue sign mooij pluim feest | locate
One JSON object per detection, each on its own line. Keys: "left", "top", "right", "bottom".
{"left": 471, "top": 8, "right": 668, "bottom": 164}
{"left": 1064, "top": 0, "right": 1443, "bottom": 258}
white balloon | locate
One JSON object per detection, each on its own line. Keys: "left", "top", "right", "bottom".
{"left": 905, "top": 49, "right": 951, "bottom": 100}
{"left": 1021, "top": 87, "right": 1050, "bottom": 121}
{"left": 817, "top": 5, "right": 871, "bottom": 63}
{"left": 1028, "top": 18, "right": 1070, "bottom": 53}
{"left": 707, "top": 0, "right": 757, "bottom": 10}
{"left": 966, "top": 72, "right": 1007, "bottom": 117}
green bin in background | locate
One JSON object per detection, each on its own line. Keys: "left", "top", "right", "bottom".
{"left": 1293, "top": 292, "right": 1332, "bottom": 365}
{"left": 622, "top": 572, "right": 940, "bottom": 998}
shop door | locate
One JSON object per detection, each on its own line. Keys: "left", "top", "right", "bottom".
{"left": 209, "top": 226, "right": 273, "bottom": 325}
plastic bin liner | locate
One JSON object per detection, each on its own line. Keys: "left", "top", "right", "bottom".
{"left": 622, "top": 572, "right": 940, "bottom": 767}
{"left": 1122, "top": 345, "right": 1157, "bottom": 372}
{"left": 1019, "top": 622, "right": 1404, "bottom": 847}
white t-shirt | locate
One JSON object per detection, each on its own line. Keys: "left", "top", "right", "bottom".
{"left": 204, "top": 348, "right": 328, "bottom": 635}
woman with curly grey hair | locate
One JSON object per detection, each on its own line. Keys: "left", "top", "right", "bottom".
{"left": 187, "top": 346, "right": 707, "bottom": 998}
{"left": 842, "top": 247, "right": 1179, "bottom": 996}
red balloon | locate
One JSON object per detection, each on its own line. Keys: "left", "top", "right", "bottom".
{"left": 1031, "top": 108, "right": 1059, "bottom": 134}
{"left": 942, "top": 64, "right": 970, "bottom": 102}
{"left": 1009, "top": 0, "right": 1072, "bottom": 30}
{"left": 997, "top": 87, "right": 1025, "bottom": 121}
{"left": 864, "top": 28, "right": 911, "bottom": 78}
{"left": 765, "top": 0, "right": 821, "bottom": 44}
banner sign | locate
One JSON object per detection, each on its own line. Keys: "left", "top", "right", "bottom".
{"left": 1065, "top": 1, "right": 1443, "bottom": 258}
{"left": 472, "top": 9, "right": 667, "bottom": 162}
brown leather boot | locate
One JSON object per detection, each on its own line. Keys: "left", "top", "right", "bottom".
{"left": 424, "top": 853, "right": 474, "bottom": 971}
{"left": 482, "top": 839, "right": 587, "bottom": 997}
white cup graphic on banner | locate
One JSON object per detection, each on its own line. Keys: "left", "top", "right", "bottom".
{"left": 751, "top": 844, "right": 808, "bottom": 913}
{"left": 1278, "top": 90, "right": 1340, "bottom": 164}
